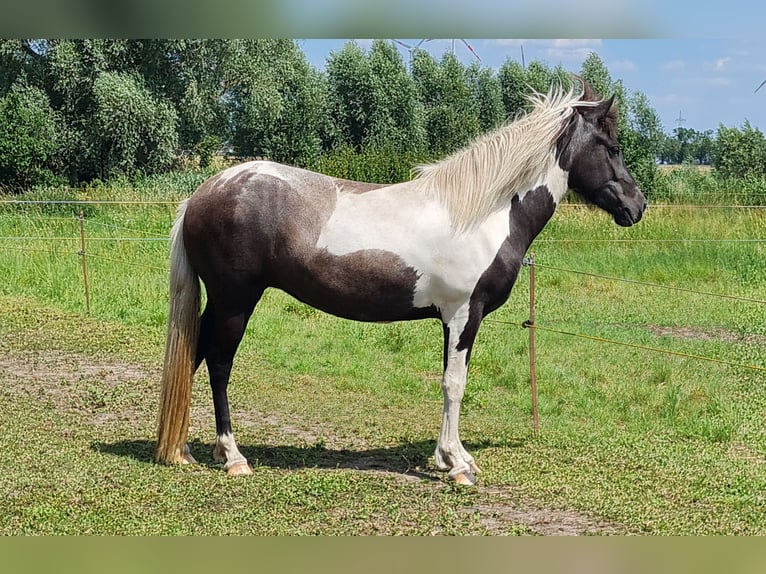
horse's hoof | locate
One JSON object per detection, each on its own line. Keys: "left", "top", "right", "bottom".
{"left": 452, "top": 470, "right": 477, "bottom": 486}
{"left": 470, "top": 461, "right": 482, "bottom": 474}
{"left": 226, "top": 462, "right": 253, "bottom": 476}
{"left": 180, "top": 452, "right": 197, "bottom": 465}
{"left": 181, "top": 446, "right": 197, "bottom": 465}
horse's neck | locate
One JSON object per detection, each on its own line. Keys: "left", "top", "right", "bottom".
{"left": 527, "top": 161, "right": 569, "bottom": 205}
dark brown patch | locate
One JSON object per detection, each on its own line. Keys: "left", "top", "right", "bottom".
{"left": 278, "top": 248, "right": 437, "bottom": 322}
{"left": 185, "top": 168, "right": 433, "bottom": 322}
{"left": 457, "top": 186, "right": 556, "bottom": 356}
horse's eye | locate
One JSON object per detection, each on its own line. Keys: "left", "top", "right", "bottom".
{"left": 608, "top": 145, "right": 621, "bottom": 157}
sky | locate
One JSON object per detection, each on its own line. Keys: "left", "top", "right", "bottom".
{"left": 298, "top": 38, "right": 766, "bottom": 136}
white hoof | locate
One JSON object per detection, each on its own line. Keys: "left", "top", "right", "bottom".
{"left": 180, "top": 445, "right": 197, "bottom": 465}
{"left": 226, "top": 462, "right": 253, "bottom": 476}
{"left": 452, "top": 470, "right": 478, "bottom": 486}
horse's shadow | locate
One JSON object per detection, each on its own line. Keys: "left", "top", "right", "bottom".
{"left": 91, "top": 437, "right": 526, "bottom": 480}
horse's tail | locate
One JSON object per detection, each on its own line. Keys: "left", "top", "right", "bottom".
{"left": 155, "top": 200, "right": 201, "bottom": 464}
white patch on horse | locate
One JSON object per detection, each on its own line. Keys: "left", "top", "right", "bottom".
{"left": 216, "top": 160, "right": 293, "bottom": 185}
{"left": 542, "top": 164, "right": 569, "bottom": 204}
{"left": 436, "top": 306, "right": 475, "bottom": 478}
{"left": 215, "top": 161, "right": 260, "bottom": 183}
{"left": 518, "top": 164, "right": 569, "bottom": 206}
{"left": 213, "top": 431, "right": 248, "bottom": 469}
{"left": 316, "top": 186, "right": 511, "bottom": 316}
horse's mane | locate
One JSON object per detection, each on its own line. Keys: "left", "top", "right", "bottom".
{"left": 413, "top": 83, "right": 603, "bottom": 231}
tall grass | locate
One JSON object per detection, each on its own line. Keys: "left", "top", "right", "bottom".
{"left": 2, "top": 171, "right": 766, "bottom": 534}
{"left": 650, "top": 165, "right": 766, "bottom": 205}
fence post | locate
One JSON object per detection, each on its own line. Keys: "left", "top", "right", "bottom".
{"left": 524, "top": 252, "right": 539, "bottom": 434}
{"left": 78, "top": 211, "right": 91, "bottom": 315}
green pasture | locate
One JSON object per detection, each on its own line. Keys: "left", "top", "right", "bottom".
{"left": 1, "top": 180, "right": 766, "bottom": 535}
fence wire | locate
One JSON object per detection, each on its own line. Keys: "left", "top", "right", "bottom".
{"left": 3, "top": 202, "right": 765, "bottom": 376}
{"left": 485, "top": 317, "right": 766, "bottom": 374}
{"left": 532, "top": 262, "right": 766, "bottom": 305}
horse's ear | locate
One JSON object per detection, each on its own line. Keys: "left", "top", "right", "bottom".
{"left": 599, "top": 95, "right": 616, "bottom": 118}
{"left": 578, "top": 94, "right": 615, "bottom": 122}
{"left": 573, "top": 76, "right": 600, "bottom": 102}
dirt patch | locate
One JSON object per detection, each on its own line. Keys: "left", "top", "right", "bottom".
{"left": 647, "top": 324, "right": 766, "bottom": 346}
{"left": 0, "top": 350, "right": 153, "bottom": 386}
{"left": 463, "top": 485, "right": 627, "bottom": 536}
{"left": 0, "top": 350, "right": 156, "bottom": 424}
{"left": 728, "top": 443, "right": 766, "bottom": 465}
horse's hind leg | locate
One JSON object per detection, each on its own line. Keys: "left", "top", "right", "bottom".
{"left": 198, "top": 288, "right": 263, "bottom": 476}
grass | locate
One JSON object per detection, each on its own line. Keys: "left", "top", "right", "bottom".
{"left": 2, "top": 175, "right": 766, "bottom": 535}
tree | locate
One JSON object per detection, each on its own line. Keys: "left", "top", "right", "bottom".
{"left": 690, "top": 130, "right": 714, "bottom": 165}
{"left": 366, "top": 40, "right": 425, "bottom": 153}
{"left": 89, "top": 71, "right": 178, "bottom": 179}
{"left": 130, "top": 40, "right": 233, "bottom": 152}
{"left": 580, "top": 52, "right": 613, "bottom": 101}
{"left": 226, "top": 40, "right": 328, "bottom": 167}
{"left": 13, "top": 39, "right": 186, "bottom": 182}
{"left": 498, "top": 59, "right": 528, "bottom": 119}
{"left": 0, "top": 81, "right": 60, "bottom": 190}
{"left": 325, "top": 42, "right": 374, "bottom": 151}
{"left": 713, "top": 121, "right": 766, "bottom": 179}
{"left": 623, "top": 90, "right": 664, "bottom": 189}
{"left": 658, "top": 133, "right": 681, "bottom": 164}
{"left": 413, "top": 51, "right": 480, "bottom": 156}
{"left": 466, "top": 62, "right": 505, "bottom": 131}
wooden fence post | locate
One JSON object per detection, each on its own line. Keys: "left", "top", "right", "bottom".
{"left": 525, "top": 252, "right": 539, "bottom": 434}
{"left": 78, "top": 211, "right": 91, "bottom": 315}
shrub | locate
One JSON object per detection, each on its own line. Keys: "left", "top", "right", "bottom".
{"left": 316, "top": 144, "right": 432, "bottom": 184}
{"left": 0, "top": 83, "right": 60, "bottom": 192}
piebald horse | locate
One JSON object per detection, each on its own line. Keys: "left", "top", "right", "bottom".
{"left": 156, "top": 81, "right": 646, "bottom": 485}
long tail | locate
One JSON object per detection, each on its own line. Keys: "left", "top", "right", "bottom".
{"left": 155, "top": 200, "right": 201, "bottom": 464}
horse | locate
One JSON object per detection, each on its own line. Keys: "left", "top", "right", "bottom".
{"left": 155, "top": 80, "right": 646, "bottom": 485}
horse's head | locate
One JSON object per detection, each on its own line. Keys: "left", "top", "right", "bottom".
{"left": 558, "top": 80, "right": 647, "bottom": 227}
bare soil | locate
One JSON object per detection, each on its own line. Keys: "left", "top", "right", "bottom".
{"left": 646, "top": 324, "right": 766, "bottom": 345}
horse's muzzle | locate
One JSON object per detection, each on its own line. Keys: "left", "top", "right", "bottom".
{"left": 614, "top": 194, "right": 647, "bottom": 227}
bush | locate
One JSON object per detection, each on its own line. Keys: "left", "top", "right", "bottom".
{"left": 195, "top": 135, "right": 221, "bottom": 169}
{"left": 316, "top": 144, "right": 432, "bottom": 184}
{"left": 87, "top": 71, "right": 178, "bottom": 180}
{"left": 0, "top": 83, "right": 60, "bottom": 192}
{"left": 651, "top": 165, "right": 766, "bottom": 205}
{"left": 713, "top": 122, "right": 766, "bottom": 180}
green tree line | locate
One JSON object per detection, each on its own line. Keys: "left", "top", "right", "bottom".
{"left": 1, "top": 39, "right": 762, "bottom": 195}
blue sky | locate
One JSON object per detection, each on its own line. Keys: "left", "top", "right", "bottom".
{"left": 298, "top": 38, "right": 766, "bottom": 136}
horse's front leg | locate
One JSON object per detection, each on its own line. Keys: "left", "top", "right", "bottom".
{"left": 435, "top": 309, "right": 482, "bottom": 485}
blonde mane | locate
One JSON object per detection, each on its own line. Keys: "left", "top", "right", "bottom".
{"left": 414, "top": 85, "right": 599, "bottom": 231}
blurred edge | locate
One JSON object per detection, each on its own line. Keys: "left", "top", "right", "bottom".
{"left": 2, "top": 0, "right": 663, "bottom": 38}
{"left": 3, "top": 538, "right": 766, "bottom": 574}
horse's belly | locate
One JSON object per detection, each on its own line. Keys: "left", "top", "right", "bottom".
{"left": 276, "top": 247, "right": 439, "bottom": 322}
